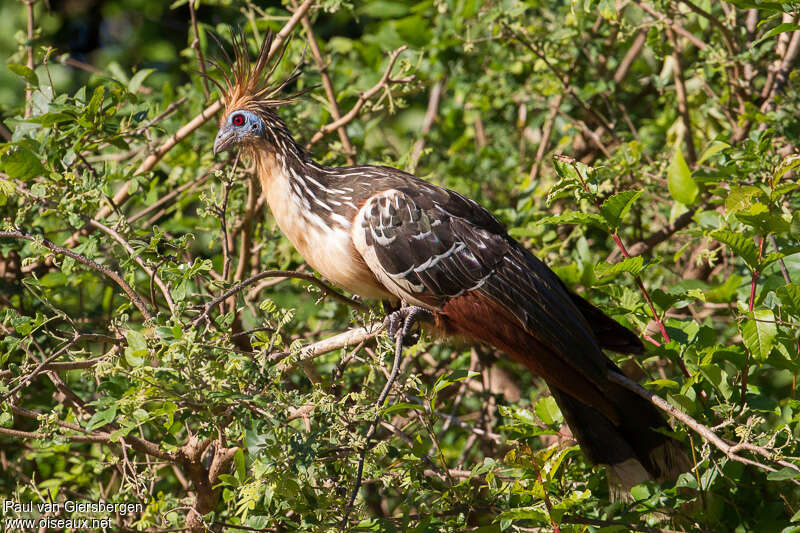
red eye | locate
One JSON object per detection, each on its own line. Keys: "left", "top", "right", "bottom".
{"left": 232, "top": 114, "right": 245, "bottom": 126}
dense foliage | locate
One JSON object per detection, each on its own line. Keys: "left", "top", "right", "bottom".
{"left": 2, "top": 0, "right": 800, "bottom": 531}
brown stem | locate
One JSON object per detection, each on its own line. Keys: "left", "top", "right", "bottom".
{"left": 23, "top": 0, "right": 36, "bottom": 118}
{"left": 409, "top": 76, "right": 446, "bottom": 171}
{"left": 292, "top": 0, "right": 355, "bottom": 163}
{"left": 569, "top": 161, "right": 675, "bottom": 350}
{"left": 192, "top": 269, "right": 368, "bottom": 327}
{"left": 187, "top": 0, "right": 210, "bottom": 99}
{"left": 0, "top": 230, "right": 153, "bottom": 320}
{"left": 609, "top": 370, "right": 800, "bottom": 483}
{"left": 665, "top": 26, "right": 697, "bottom": 165}
{"left": 308, "top": 46, "right": 413, "bottom": 146}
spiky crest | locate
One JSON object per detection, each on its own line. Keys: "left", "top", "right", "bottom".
{"left": 207, "top": 26, "right": 308, "bottom": 117}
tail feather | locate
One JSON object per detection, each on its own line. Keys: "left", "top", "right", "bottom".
{"left": 551, "top": 384, "right": 690, "bottom": 490}
{"left": 438, "top": 291, "right": 690, "bottom": 492}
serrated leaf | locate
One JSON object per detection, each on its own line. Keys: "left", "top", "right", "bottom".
{"left": 599, "top": 189, "right": 643, "bottom": 231}
{"left": 7, "top": 64, "right": 38, "bottom": 85}
{"left": 594, "top": 256, "right": 646, "bottom": 278}
{"left": 725, "top": 186, "right": 767, "bottom": 214}
{"left": 740, "top": 309, "right": 777, "bottom": 361}
{"left": 667, "top": 146, "right": 698, "bottom": 205}
{"left": 711, "top": 230, "right": 760, "bottom": 271}
{"left": 551, "top": 155, "right": 598, "bottom": 200}
{"left": 777, "top": 284, "right": 800, "bottom": 315}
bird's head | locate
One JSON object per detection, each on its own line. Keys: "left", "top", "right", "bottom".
{"left": 213, "top": 109, "right": 265, "bottom": 154}
{"left": 209, "top": 27, "right": 310, "bottom": 156}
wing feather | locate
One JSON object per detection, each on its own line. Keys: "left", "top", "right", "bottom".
{"left": 352, "top": 183, "right": 613, "bottom": 383}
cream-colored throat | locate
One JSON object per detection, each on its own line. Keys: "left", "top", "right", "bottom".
{"left": 254, "top": 152, "right": 391, "bottom": 301}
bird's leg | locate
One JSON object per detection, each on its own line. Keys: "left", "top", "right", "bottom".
{"left": 341, "top": 305, "right": 433, "bottom": 531}
{"left": 384, "top": 305, "right": 433, "bottom": 345}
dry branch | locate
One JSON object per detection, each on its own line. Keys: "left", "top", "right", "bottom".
{"left": 609, "top": 370, "right": 800, "bottom": 483}
{"left": 307, "top": 46, "right": 413, "bottom": 146}
{"left": 0, "top": 230, "right": 153, "bottom": 320}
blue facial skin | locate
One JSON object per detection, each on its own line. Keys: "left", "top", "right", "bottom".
{"left": 213, "top": 109, "right": 264, "bottom": 154}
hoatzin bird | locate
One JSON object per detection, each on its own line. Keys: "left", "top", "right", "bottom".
{"left": 210, "top": 29, "right": 689, "bottom": 489}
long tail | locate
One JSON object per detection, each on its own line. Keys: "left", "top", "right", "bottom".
{"left": 549, "top": 375, "right": 689, "bottom": 489}
{"left": 439, "top": 291, "right": 690, "bottom": 488}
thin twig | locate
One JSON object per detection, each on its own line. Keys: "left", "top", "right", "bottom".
{"left": 608, "top": 370, "right": 800, "bottom": 483}
{"left": 665, "top": 26, "right": 697, "bottom": 165}
{"left": 273, "top": 322, "right": 382, "bottom": 369}
{"left": 23, "top": 0, "right": 36, "bottom": 118}
{"left": 409, "top": 77, "right": 446, "bottom": 171}
{"left": 1, "top": 333, "right": 83, "bottom": 403}
{"left": 188, "top": 0, "right": 210, "bottom": 99}
{"left": 340, "top": 329, "right": 406, "bottom": 531}
{"left": 0, "top": 230, "right": 152, "bottom": 320}
{"left": 193, "top": 270, "right": 368, "bottom": 327}
{"left": 292, "top": 0, "right": 355, "bottom": 163}
{"left": 308, "top": 46, "right": 413, "bottom": 146}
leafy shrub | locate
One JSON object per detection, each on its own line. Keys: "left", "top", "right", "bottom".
{"left": 1, "top": 1, "right": 799, "bottom": 532}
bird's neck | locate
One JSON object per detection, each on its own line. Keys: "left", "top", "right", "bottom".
{"left": 252, "top": 128, "right": 356, "bottom": 236}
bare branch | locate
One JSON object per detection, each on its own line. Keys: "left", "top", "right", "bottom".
{"left": 292, "top": 0, "right": 356, "bottom": 163}
{"left": 609, "top": 370, "right": 800, "bottom": 482}
{"left": 188, "top": 0, "right": 210, "bottom": 99}
{"left": 409, "top": 77, "right": 446, "bottom": 171}
{"left": 0, "top": 230, "right": 153, "bottom": 320}
{"left": 273, "top": 322, "right": 383, "bottom": 369}
{"left": 308, "top": 46, "right": 413, "bottom": 146}
{"left": 193, "top": 270, "right": 369, "bottom": 327}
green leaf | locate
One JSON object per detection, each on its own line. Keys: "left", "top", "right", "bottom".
{"left": 534, "top": 396, "right": 562, "bottom": 426}
{"left": 7, "top": 64, "right": 38, "bottom": 85}
{"left": 382, "top": 402, "right": 425, "bottom": 414}
{"left": 697, "top": 140, "right": 730, "bottom": 164}
{"left": 431, "top": 370, "right": 478, "bottom": 409}
{"left": 777, "top": 284, "right": 800, "bottom": 315}
{"left": 496, "top": 506, "right": 549, "bottom": 521}
{"left": 234, "top": 448, "right": 246, "bottom": 482}
{"left": 754, "top": 23, "right": 800, "bottom": 46}
{"left": 725, "top": 186, "right": 767, "bottom": 214}
{"left": 128, "top": 68, "right": 155, "bottom": 94}
{"left": 0, "top": 178, "right": 15, "bottom": 206}
{"left": 667, "top": 145, "right": 698, "bottom": 205}
{"left": 711, "top": 230, "right": 760, "bottom": 271}
{"left": 700, "top": 364, "right": 732, "bottom": 400}
{"left": 740, "top": 309, "right": 777, "bottom": 361}
{"left": 124, "top": 329, "right": 148, "bottom": 367}
{"left": 599, "top": 189, "right": 643, "bottom": 231}
{"left": 550, "top": 155, "right": 597, "bottom": 203}
{"left": 538, "top": 212, "right": 607, "bottom": 230}
{"left": 594, "top": 256, "right": 646, "bottom": 279}
{"left": 767, "top": 466, "right": 800, "bottom": 481}
{"left": 87, "top": 406, "right": 117, "bottom": 431}
{"left": 0, "top": 145, "right": 45, "bottom": 180}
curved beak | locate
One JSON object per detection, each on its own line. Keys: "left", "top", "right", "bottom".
{"left": 213, "top": 127, "right": 236, "bottom": 155}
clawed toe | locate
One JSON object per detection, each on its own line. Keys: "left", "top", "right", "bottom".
{"left": 384, "top": 306, "right": 432, "bottom": 345}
